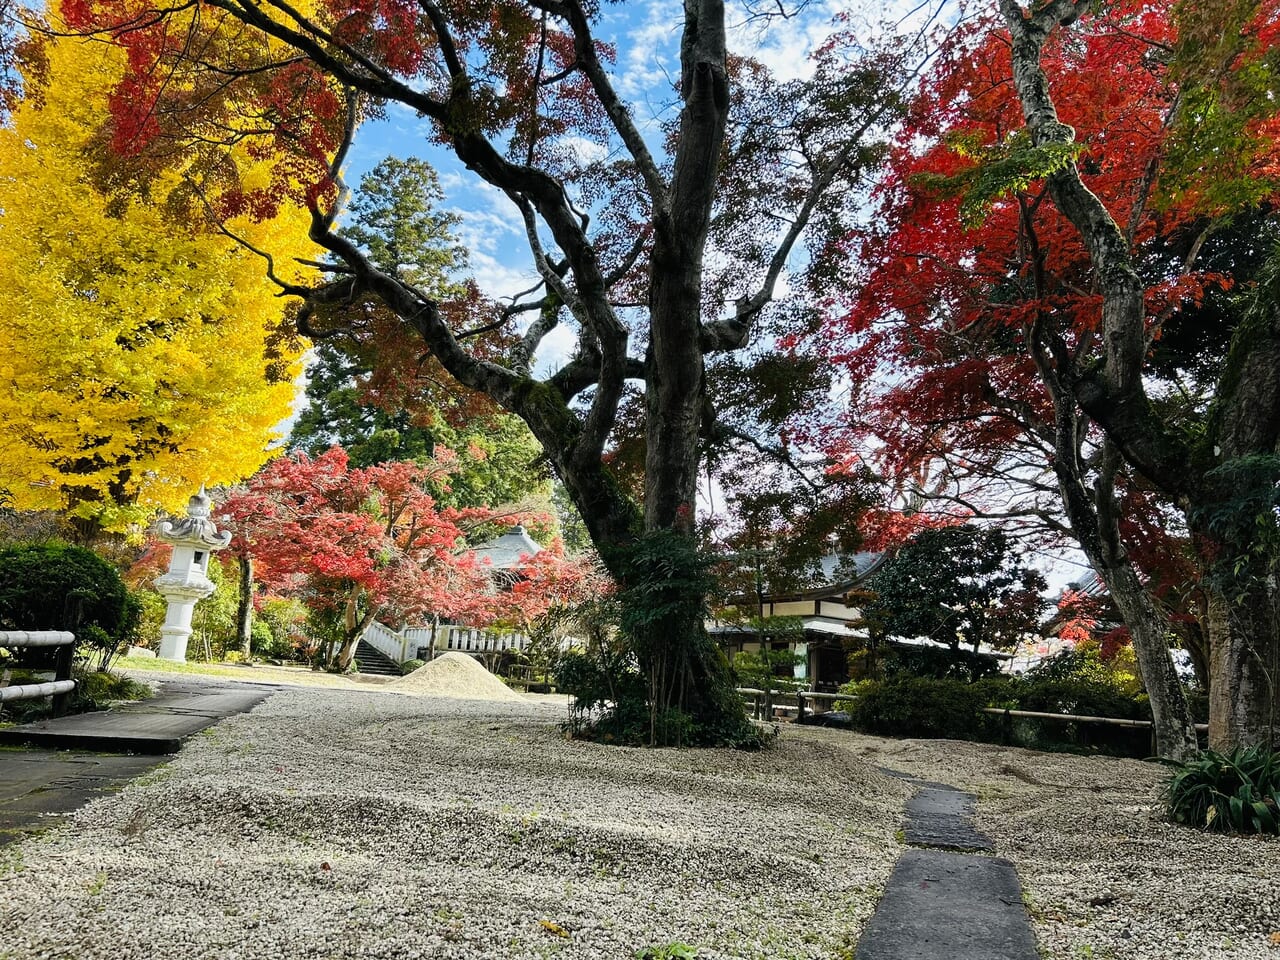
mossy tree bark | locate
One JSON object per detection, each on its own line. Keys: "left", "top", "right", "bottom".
{"left": 236, "top": 555, "right": 254, "bottom": 661}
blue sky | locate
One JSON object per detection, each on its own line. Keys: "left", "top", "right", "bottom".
{"left": 336, "top": 0, "right": 861, "bottom": 369}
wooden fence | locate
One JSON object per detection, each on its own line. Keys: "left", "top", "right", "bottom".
{"left": 0, "top": 630, "right": 76, "bottom": 715}
{"left": 737, "top": 687, "right": 848, "bottom": 722}
{"left": 982, "top": 707, "right": 1209, "bottom": 753}
{"left": 736, "top": 691, "right": 1209, "bottom": 754}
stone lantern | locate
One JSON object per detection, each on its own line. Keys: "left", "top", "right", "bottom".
{"left": 154, "top": 487, "right": 232, "bottom": 661}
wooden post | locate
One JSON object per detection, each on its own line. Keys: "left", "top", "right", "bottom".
{"left": 51, "top": 639, "right": 74, "bottom": 717}
{"left": 796, "top": 691, "right": 806, "bottom": 722}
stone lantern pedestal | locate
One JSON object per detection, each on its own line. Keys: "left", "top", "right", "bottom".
{"left": 154, "top": 487, "right": 232, "bottom": 661}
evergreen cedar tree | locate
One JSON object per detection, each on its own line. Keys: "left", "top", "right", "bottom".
{"left": 809, "top": 0, "right": 1279, "bottom": 753}
{"left": 51, "top": 0, "right": 931, "bottom": 743}
{"left": 0, "top": 13, "right": 316, "bottom": 540}
{"left": 287, "top": 157, "right": 551, "bottom": 508}
{"left": 218, "top": 446, "right": 594, "bottom": 673}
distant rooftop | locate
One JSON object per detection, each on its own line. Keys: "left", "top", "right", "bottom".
{"left": 471, "top": 525, "right": 543, "bottom": 570}
{"left": 816, "top": 551, "right": 886, "bottom": 588}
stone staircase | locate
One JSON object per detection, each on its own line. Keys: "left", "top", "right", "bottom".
{"left": 353, "top": 639, "right": 401, "bottom": 677}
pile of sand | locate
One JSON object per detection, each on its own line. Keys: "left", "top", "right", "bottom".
{"left": 387, "top": 651, "right": 526, "bottom": 701}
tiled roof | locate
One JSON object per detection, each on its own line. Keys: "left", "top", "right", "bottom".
{"left": 471, "top": 525, "right": 543, "bottom": 569}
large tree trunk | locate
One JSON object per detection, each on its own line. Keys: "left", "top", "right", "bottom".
{"left": 334, "top": 586, "right": 380, "bottom": 673}
{"left": 1039, "top": 386, "right": 1198, "bottom": 759}
{"left": 623, "top": 0, "right": 746, "bottom": 743}
{"left": 1205, "top": 580, "right": 1279, "bottom": 750}
{"left": 1099, "top": 559, "right": 1200, "bottom": 758}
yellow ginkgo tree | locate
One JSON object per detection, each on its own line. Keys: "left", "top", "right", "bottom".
{"left": 0, "top": 12, "right": 317, "bottom": 539}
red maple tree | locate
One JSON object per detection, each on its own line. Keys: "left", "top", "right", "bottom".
{"left": 220, "top": 446, "right": 570, "bottom": 671}
{"left": 808, "top": 0, "right": 1280, "bottom": 755}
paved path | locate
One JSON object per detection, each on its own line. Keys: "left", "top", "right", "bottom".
{"left": 855, "top": 771, "right": 1039, "bottom": 960}
{"left": 0, "top": 749, "right": 164, "bottom": 847}
{"left": 0, "top": 676, "right": 277, "bottom": 847}
{"left": 0, "top": 678, "right": 276, "bottom": 754}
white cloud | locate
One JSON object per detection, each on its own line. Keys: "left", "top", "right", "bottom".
{"left": 726, "top": 0, "right": 845, "bottom": 82}
{"left": 533, "top": 323, "right": 578, "bottom": 377}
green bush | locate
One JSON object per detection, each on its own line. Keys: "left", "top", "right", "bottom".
{"left": 0, "top": 543, "right": 140, "bottom": 670}
{"left": 75, "top": 670, "right": 152, "bottom": 708}
{"left": 255, "top": 597, "right": 308, "bottom": 661}
{"left": 840, "top": 673, "right": 1153, "bottom": 755}
{"left": 0, "top": 668, "right": 151, "bottom": 723}
{"left": 843, "top": 676, "right": 1003, "bottom": 740}
{"left": 1162, "top": 746, "right": 1280, "bottom": 835}
{"left": 400, "top": 658, "right": 425, "bottom": 675}
{"left": 1013, "top": 678, "right": 1150, "bottom": 721}
{"left": 879, "top": 644, "right": 1004, "bottom": 682}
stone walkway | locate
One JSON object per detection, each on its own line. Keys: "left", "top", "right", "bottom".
{"left": 0, "top": 676, "right": 277, "bottom": 846}
{"left": 0, "top": 748, "right": 164, "bottom": 848}
{"left": 0, "top": 677, "right": 276, "bottom": 754}
{"left": 855, "top": 771, "right": 1039, "bottom": 960}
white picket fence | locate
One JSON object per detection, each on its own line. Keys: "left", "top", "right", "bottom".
{"left": 362, "top": 621, "right": 531, "bottom": 665}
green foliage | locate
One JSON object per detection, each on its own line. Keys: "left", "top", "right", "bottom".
{"left": 1025, "top": 645, "right": 1144, "bottom": 697}
{"left": 557, "top": 532, "right": 765, "bottom": 749}
{"left": 877, "top": 643, "right": 1005, "bottom": 682}
{"left": 841, "top": 672, "right": 1153, "bottom": 755}
{"left": 635, "top": 944, "right": 698, "bottom": 960}
{"left": 1162, "top": 746, "right": 1280, "bottom": 835}
{"left": 343, "top": 157, "right": 467, "bottom": 291}
{"left": 0, "top": 668, "right": 151, "bottom": 723}
{"left": 732, "top": 646, "right": 804, "bottom": 695}
{"left": 255, "top": 597, "right": 308, "bottom": 661}
{"left": 1012, "top": 678, "right": 1150, "bottom": 722}
{"left": 863, "top": 525, "right": 1047, "bottom": 653}
{"left": 400, "top": 658, "right": 425, "bottom": 675}
{"left": 187, "top": 557, "right": 241, "bottom": 662}
{"left": 555, "top": 647, "right": 649, "bottom": 743}
{"left": 1189, "top": 454, "right": 1280, "bottom": 599}
{"left": 75, "top": 670, "right": 152, "bottom": 708}
{"left": 913, "top": 130, "right": 1085, "bottom": 227}
{"left": 1163, "top": 1, "right": 1280, "bottom": 212}
{"left": 616, "top": 532, "right": 763, "bottom": 748}
{"left": 0, "top": 543, "right": 140, "bottom": 670}
{"left": 843, "top": 676, "right": 1000, "bottom": 740}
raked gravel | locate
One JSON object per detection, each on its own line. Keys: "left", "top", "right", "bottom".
{"left": 804, "top": 730, "right": 1280, "bottom": 960}
{"left": 1, "top": 689, "right": 909, "bottom": 960}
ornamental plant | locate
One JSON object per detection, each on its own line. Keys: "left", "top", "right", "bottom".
{"left": 1162, "top": 746, "right": 1280, "bottom": 835}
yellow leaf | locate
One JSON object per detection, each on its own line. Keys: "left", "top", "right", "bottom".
{"left": 538, "top": 919, "right": 570, "bottom": 938}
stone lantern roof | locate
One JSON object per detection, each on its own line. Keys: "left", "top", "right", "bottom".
{"left": 156, "top": 486, "right": 232, "bottom": 549}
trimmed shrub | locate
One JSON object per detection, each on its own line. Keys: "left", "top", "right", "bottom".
{"left": 841, "top": 673, "right": 1153, "bottom": 756}
{"left": 0, "top": 543, "right": 140, "bottom": 669}
{"left": 844, "top": 676, "right": 1004, "bottom": 741}
{"left": 1013, "top": 678, "right": 1150, "bottom": 721}
{"left": 880, "top": 643, "right": 1005, "bottom": 682}
{"left": 1162, "top": 746, "right": 1280, "bottom": 835}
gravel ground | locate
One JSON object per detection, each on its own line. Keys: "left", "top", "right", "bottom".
{"left": 118, "top": 658, "right": 394, "bottom": 690}
{"left": 0, "top": 690, "right": 909, "bottom": 960}
{"left": 800, "top": 730, "right": 1280, "bottom": 960}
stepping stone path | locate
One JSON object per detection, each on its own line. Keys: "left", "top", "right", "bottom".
{"left": 855, "top": 771, "right": 1039, "bottom": 960}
